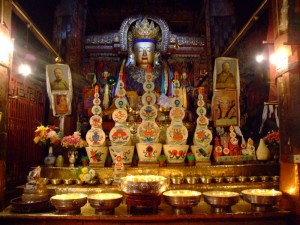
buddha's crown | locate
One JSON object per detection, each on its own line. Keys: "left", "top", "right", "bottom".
{"left": 131, "top": 18, "right": 160, "bottom": 40}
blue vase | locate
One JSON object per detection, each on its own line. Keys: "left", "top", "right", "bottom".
{"left": 44, "top": 146, "right": 56, "bottom": 167}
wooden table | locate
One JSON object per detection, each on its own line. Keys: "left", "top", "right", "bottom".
{"left": 0, "top": 200, "right": 292, "bottom": 225}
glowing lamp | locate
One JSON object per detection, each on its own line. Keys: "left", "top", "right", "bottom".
{"left": 18, "top": 63, "right": 32, "bottom": 76}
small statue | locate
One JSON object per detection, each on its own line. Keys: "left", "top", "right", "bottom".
{"left": 27, "top": 166, "right": 41, "bottom": 182}
{"left": 22, "top": 166, "right": 48, "bottom": 202}
{"left": 247, "top": 138, "right": 256, "bottom": 159}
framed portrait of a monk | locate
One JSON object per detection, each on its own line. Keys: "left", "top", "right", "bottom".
{"left": 213, "top": 57, "right": 240, "bottom": 91}
{"left": 46, "top": 64, "right": 73, "bottom": 116}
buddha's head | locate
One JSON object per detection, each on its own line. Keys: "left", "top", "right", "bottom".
{"left": 133, "top": 40, "right": 155, "bottom": 68}
{"left": 128, "top": 18, "right": 161, "bottom": 68}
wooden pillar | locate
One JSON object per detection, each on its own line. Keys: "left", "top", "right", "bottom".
{"left": 0, "top": 0, "right": 12, "bottom": 211}
{"left": 272, "top": 0, "right": 300, "bottom": 223}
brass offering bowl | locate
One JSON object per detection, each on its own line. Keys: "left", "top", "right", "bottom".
{"left": 185, "top": 176, "right": 199, "bottom": 184}
{"left": 170, "top": 176, "right": 184, "bottom": 185}
{"left": 88, "top": 193, "right": 123, "bottom": 215}
{"left": 249, "top": 176, "right": 258, "bottom": 182}
{"left": 259, "top": 176, "right": 269, "bottom": 182}
{"left": 271, "top": 176, "right": 279, "bottom": 182}
{"left": 10, "top": 197, "right": 53, "bottom": 213}
{"left": 120, "top": 175, "right": 169, "bottom": 196}
{"left": 50, "top": 193, "right": 87, "bottom": 215}
{"left": 237, "top": 176, "right": 248, "bottom": 183}
{"left": 203, "top": 191, "right": 240, "bottom": 213}
{"left": 214, "top": 177, "right": 224, "bottom": 183}
{"left": 241, "top": 189, "right": 282, "bottom": 212}
{"left": 225, "top": 176, "right": 236, "bottom": 183}
{"left": 50, "top": 178, "right": 62, "bottom": 185}
{"left": 63, "top": 179, "right": 74, "bottom": 185}
{"left": 200, "top": 176, "right": 213, "bottom": 184}
{"left": 163, "top": 190, "right": 201, "bottom": 215}
{"left": 103, "top": 178, "right": 114, "bottom": 185}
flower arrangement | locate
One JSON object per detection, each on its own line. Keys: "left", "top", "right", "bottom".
{"left": 61, "top": 131, "right": 87, "bottom": 150}
{"left": 76, "top": 166, "right": 96, "bottom": 183}
{"left": 263, "top": 130, "right": 280, "bottom": 161}
{"left": 33, "top": 124, "right": 61, "bottom": 145}
{"left": 263, "top": 131, "right": 280, "bottom": 149}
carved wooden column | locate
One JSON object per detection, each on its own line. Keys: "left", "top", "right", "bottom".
{"left": 272, "top": 0, "right": 300, "bottom": 223}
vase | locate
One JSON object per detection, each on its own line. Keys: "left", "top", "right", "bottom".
{"left": 44, "top": 146, "right": 56, "bottom": 167}
{"left": 85, "top": 146, "right": 108, "bottom": 167}
{"left": 68, "top": 149, "right": 78, "bottom": 167}
{"left": 55, "top": 155, "right": 64, "bottom": 167}
{"left": 187, "top": 159, "right": 195, "bottom": 166}
{"left": 136, "top": 143, "right": 162, "bottom": 162}
{"left": 256, "top": 139, "right": 270, "bottom": 160}
{"left": 109, "top": 145, "right": 134, "bottom": 165}
{"left": 191, "top": 145, "right": 213, "bottom": 162}
{"left": 269, "top": 146, "right": 280, "bottom": 162}
{"left": 163, "top": 144, "right": 189, "bottom": 164}
{"left": 159, "top": 160, "right": 166, "bottom": 167}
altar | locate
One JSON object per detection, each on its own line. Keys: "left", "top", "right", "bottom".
{"left": 2, "top": 15, "right": 286, "bottom": 224}
{"left": 0, "top": 163, "right": 290, "bottom": 225}
{"left": 0, "top": 200, "right": 292, "bottom": 225}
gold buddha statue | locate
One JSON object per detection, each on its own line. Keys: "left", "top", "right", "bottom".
{"left": 125, "top": 18, "right": 164, "bottom": 96}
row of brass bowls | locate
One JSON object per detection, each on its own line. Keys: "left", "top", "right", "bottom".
{"left": 120, "top": 175, "right": 169, "bottom": 196}
{"left": 170, "top": 175, "right": 279, "bottom": 185}
{"left": 162, "top": 190, "right": 240, "bottom": 214}
{"left": 50, "top": 193, "right": 124, "bottom": 215}
{"left": 162, "top": 189, "right": 282, "bottom": 214}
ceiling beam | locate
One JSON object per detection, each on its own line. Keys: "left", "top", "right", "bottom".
{"left": 11, "top": 0, "right": 61, "bottom": 61}
{"left": 222, "top": 0, "right": 269, "bottom": 57}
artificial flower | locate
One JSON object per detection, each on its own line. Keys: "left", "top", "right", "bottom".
{"left": 61, "top": 131, "right": 87, "bottom": 149}
{"left": 76, "top": 166, "right": 97, "bottom": 183}
{"left": 263, "top": 130, "right": 280, "bottom": 160}
{"left": 263, "top": 131, "right": 280, "bottom": 149}
{"left": 33, "top": 124, "right": 61, "bottom": 145}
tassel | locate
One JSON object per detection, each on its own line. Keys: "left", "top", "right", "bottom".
{"left": 103, "top": 84, "right": 109, "bottom": 109}
{"left": 182, "top": 86, "right": 188, "bottom": 109}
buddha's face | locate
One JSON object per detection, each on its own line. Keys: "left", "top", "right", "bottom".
{"left": 133, "top": 41, "right": 155, "bottom": 68}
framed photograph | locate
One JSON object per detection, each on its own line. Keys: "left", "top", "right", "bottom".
{"left": 213, "top": 90, "right": 239, "bottom": 127}
{"left": 213, "top": 57, "right": 239, "bottom": 91}
{"left": 54, "top": 94, "right": 70, "bottom": 115}
{"left": 46, "top": 64, "right": 73, "bottom": 116}
{"left": 46, "top": 64, "right": 71, "bottom": 91}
